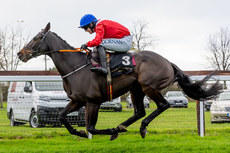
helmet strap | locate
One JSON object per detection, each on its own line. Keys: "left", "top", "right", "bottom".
{"left": 89, "top": 22, "right": 96, "bottom": 33}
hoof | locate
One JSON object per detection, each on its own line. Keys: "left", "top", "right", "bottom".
{"left": 88, "top": 132, "right": 93, "bottom": 139}
{"left": 140, "top": 128, "right": 147, "bottom": 138}
{"left": 79, "top": 130, "right": 88, "bottom": 138}
{"left": 110, "top": 133, "right": 119, "bottom": 141}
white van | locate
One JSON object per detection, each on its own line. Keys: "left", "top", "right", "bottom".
{"left": 7, "top": 81, "right": 85, "bottom": 128}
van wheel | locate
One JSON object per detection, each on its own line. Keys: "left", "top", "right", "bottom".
{"left": 29, "top": 111, "right": 43, "bottom": 128}
{"left": 10, "top": 111, "right": 19, "bottom": 126}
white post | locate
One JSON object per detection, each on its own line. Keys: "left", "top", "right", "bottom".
{"left": 199, "top": 101, "right": 205, "bottom": 137}
{"left": 196, "top": 101, "right": 205, "bottom": 137}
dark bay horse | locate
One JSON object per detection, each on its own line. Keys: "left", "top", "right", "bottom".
{"left": 17, "top": 23, "right": 222, "bottom": 140}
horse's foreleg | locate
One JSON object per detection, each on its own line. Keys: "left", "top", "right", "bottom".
{"left": 85, "top": 102, "right": 120, "bottom": 138}
{"left": 59, "top": 100, "right": 88, "bottom": 138}
{"left": 140, "top": 88, "right": 170, "bottom": 138}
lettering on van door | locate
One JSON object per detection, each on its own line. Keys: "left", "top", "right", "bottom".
{"left": 11, "top": 82, "right": 17, "bottom": 92}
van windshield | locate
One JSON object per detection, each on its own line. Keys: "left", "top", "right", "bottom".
{"left": 217, "top": 92, "right": 230, "bottom": 101}
{"left": 35, "top": 81, "right": 64, "bottom": 91}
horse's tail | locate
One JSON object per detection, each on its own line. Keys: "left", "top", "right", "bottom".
{"left": 171, "top": 63, "right": 222, "bottom": 101}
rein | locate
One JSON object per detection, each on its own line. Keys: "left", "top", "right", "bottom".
{"left": 30, "top": 30, "right": 90, "bottom": 56}
{"left": 30, "top": 31, "right": 92, "bottom": 79}
{"left": 60, "top": 48, "right": 90, "bottom": 55}
{"left": 36, "top": 48, "right": 90, "bottom": 55}
{"left": 59, "top": 48, "right": 92, "bottom": 79}
{"left": 62, "top": 62, "right": 91, "bottom": 79}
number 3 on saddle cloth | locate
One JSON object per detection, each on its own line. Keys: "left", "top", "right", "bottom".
{"left": 91, "top": 51, "right": 136, "bottom": 78}
{"left": 91, "top": 51, "right": 136, "bottom": 101}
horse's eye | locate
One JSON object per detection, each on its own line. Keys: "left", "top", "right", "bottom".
{"left": 33, "top": 37, "right": 38, "bottom": 41}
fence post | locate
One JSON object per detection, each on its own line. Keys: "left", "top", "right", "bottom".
{"left": 196, "top": 101, "right": 205, "bottom": 137}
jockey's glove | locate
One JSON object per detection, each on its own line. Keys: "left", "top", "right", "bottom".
{"left": 81, "top": 44, "right": 88, "bottom": 50}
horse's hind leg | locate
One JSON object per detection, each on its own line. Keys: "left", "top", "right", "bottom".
{"left": 59, "top": 100, "right": 88, "bottom": 138}
{"left": 119, "top": 83, "right": 146, "bottom": 127}
{"left": 140, "top": 88, "right": 170, "bottom": 138}
{"left": 109, "top": 83, "right": 146, "bottom": 140}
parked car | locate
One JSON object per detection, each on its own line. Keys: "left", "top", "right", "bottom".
{"left": 210, "top": 90, "right": 230, "bottom": 123}
{"left": 126, "top": 95, "right": 150, "bottom": 108}
{"left": 164, "top": 91, "right": 188, "bottom": 108}
{"left": 100, "top": 97, "right": 122, "bottom": 112}
{"left": 7, "top": 81, "right": 86, "bottom": 128}
{"left": 204, "top": 100, "right": 213, "bottom": 111}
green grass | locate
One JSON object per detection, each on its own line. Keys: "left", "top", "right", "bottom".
{"left": 1, "top": 102, "right": 230, "bottom": 153}
{"left": 1, "top": 134, "right": 230, "bottom": 153}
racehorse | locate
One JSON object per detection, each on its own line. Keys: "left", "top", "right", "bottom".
{"left": 17, "top": 23, "right": 222, "bottom": 140}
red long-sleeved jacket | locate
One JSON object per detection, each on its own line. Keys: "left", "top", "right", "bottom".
{"left": 87, "top": 20, "right": 130, "bottom": 47}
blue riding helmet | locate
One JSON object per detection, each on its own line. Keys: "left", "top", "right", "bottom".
{"left": 79, "top": 14, "right": 98, "bottom": 28}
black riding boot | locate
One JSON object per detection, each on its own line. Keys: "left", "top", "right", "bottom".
{"left": 90, "top": 46, "right": 108, "bottom": 75}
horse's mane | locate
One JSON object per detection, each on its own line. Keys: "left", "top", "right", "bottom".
{"left": 51, "top": 32, "right": 76, "bottom": 50}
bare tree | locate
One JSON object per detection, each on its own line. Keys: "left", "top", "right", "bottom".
{"left": 0, "top": 24, "right": 28, "bottom": 70}
{"left": 206, "top": 27, "right": 230, "bottom": 89}
{"left": 206, "top": 27, "right": 230, "bottom": 71}
{"left": 131, "top": 19, "right": 156, "bottom": 52}
{"left": 0, "top": 23, "right": 28, "bottom": 108}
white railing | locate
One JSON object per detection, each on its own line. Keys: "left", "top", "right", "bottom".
{"left": 0, "top": 70, "right": 229, "bottom": 137}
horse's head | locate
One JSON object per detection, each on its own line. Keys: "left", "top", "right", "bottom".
{"left": 18, "top": 23, "right": 51, "bottom": 62}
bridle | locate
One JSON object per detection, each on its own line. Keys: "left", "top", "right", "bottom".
{"left": 26, "top": 31, "right": 59, "bottom": 58}
{"left": 23, "top": 30, "right": 92, "bottom": 79}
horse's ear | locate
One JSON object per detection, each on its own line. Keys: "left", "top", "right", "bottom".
{"left": 43, "top": 22, "right": 51, "bottom": 33}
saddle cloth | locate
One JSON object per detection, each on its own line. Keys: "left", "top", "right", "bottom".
{"left": 91, "top": 52, "right": 136, "bottom": 77}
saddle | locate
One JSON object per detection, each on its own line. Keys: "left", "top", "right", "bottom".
{"left": 90, "top": 50, "right": 135, "bottom": 77}
{"left": 90, "top": 49, "right": 136, "bottom": 101}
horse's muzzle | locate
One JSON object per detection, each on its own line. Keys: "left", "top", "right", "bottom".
{"left": 17, "top": 49, "right": 30, "bottom": 62}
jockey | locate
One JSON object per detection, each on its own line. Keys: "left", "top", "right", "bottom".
{"left": 79, "top": 14, "right": 133, "bottom": 75}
